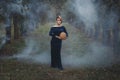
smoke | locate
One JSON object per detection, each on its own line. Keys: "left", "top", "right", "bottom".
{"left": 62, "top": 0, "right": 119, "bottom": 68}
{"left": 13, "top": 31, "right": 115, "bottom": 68}
{"left": 11, "top": 0, "right": 54, "bottom": 64}
{"left": 0, "top": 23, "right": 6, "bottom": 49}
{"left": 0, "top": 38, "right": 6, "bottom": 49}
{"left": 1, "top": 0, "right": 119, "bottom": 68}
{"left": 62, "top": 42, "right": 114, "bottom": 68}
{"left": 13, "top": 23, "right": 116, "bottom": 68}
{"left": 65, "top": 0, "right": 98, "bottom": 29}
{"left": 3, "top": 0, "right": 55, "bottom": 32}
{"left": 13, "top": 38, "right": 51, "bottom": 64}
{"left": 0, "top": 0, "right": 55, "bottom": 47}
{"left": 22, "top": 1, "right": 53, "bottom": 30}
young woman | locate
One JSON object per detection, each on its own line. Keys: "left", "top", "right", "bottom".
{"left": 49, "top": 16, "right": 68, "bottom": 70}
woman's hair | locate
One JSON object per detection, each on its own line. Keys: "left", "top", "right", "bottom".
{"left": 56, "top": 16, "right": 62, "bottom": 23}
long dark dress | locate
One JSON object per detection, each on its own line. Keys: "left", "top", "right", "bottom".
{"left": 49, "top": 26, "right": 68, "bottom": 70}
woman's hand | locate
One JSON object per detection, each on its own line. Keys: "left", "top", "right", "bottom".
{"left": 55, "top": 35, "right": 67, "bottom": 40}
{"left": 55, "top": 36, "right": 61, "bottom": 39}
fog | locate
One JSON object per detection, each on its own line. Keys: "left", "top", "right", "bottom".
{"left": 0, "top": 0, "right": 119, "bottom": 68}
{"left": 69, "top": 0, "right": 98, "bottom": 29}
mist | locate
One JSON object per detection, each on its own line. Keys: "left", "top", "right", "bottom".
{"left": 0, "top": 0, "right": 119, "bottom": 68}
{"left": 0, "top": 23, "right": 6, "bottom": 49}
{"left": 13, "top": 38, "right": 51, "bottom": 64}
{"left": 62, "top": 0, "right": 119, "bottom": 68}
{"left": 62, "top": 42, "right": 114, "bottom": 68}
{"left": 75, "top": 0, "right": 97, "bottom": 28}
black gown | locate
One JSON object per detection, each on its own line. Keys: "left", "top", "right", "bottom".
{"left": 49, "top": 26, "right": 68, "bottom": 70}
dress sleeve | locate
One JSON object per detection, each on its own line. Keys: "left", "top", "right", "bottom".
{"left": 49, "top": 27, "right": 55, "bottom": 36}
{"left": 63, "top": 26, "right": 68, "bottom": 37}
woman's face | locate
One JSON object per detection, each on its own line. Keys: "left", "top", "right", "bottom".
{"left": 56, "top": 18, "right": 62, "bottom": 25}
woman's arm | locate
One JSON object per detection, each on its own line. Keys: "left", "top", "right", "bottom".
{"left": 49, "top": 27, "right": 55, "bottom": 36}
{"left": 63, "top": 26, "right": 68, "bottom": 37}
{"left": 49, "top": 27, "right": 61, "bottom": 39}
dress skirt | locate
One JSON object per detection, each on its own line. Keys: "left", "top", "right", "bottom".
{"left": 50, "top": 40, "right": 63, "bottom": 70}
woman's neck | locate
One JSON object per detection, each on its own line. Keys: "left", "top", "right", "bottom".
{"left": 54, "top": 24, "right": 62, "bottom": 27}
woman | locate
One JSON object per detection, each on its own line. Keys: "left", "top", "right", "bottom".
{"left": 49, "top": 16, "right": 68, "bottom": 70}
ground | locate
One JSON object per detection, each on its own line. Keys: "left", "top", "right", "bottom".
{"left": 0, "top": 59, "right": 120, "bottom": 80}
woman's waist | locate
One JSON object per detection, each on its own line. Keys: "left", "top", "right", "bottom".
{"left": 51, "top": 38, "right": 62, "bottom": 42}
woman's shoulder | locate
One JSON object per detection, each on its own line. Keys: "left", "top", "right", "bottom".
{"left": 50, "top": 24, "right": 65, "bottom": 28}
{"left": 50, "top": 25, "right": 57, "bottom": 28}
{"left": 61, "top": 26, "right": 65, "bottom": 29}
{"left": 53, "top": 25, "right": 63, "bottom": 27}
{"left": 51, "top": 25, "right": 63, "bottom": 28}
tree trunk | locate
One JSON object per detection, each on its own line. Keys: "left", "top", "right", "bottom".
{"left": 112, "top": 25, "right": 119, "bottom": 55}
{"left": 5, "top": 26, "right": 11, "bottom": 43}
{"left": 13, "top": 14, "right": 20, "bottom": 39}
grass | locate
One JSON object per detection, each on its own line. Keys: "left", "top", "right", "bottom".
{"left": 0, "top": 59, "right": 120, "bottom": 80}
{"left": 0, "top": 38, "right": 25, "bottom": 56}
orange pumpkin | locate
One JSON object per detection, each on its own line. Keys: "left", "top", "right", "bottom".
{"left": 60, "top": 32, "right": 67, "bottom": 40}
